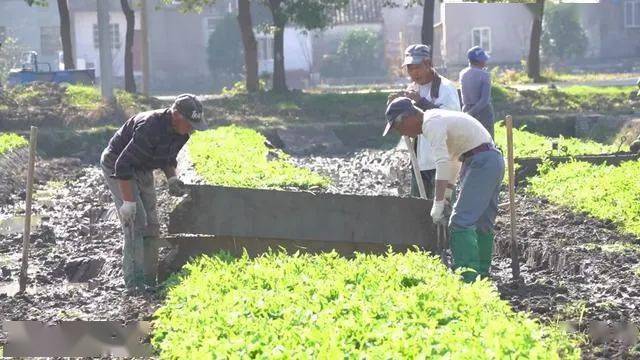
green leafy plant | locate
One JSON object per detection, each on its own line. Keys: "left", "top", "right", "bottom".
{"left": 0, "top": 133, "right": 28, "bottom": 155}
{"left": 153, "top": 251, "right": 580, "bottom": 358}
{"left": 319, "top": 29, "right": 385, "bottom": 78}
{"left": 188, "top": 126, "right": 329, "bottom": 189}
{"left": 494, "top": 122, "right": 624, "bottom": 158}
{"left": 529, "top": 161, "right": 640, "bottom": 236}
{"left": 542, "top": 3, "right": 588, "bottom": 62}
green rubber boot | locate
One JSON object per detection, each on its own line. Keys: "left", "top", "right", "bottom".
{"left": 449, "top": 229, "right": 480, "bottom": 283}
{"left": 476, "top": 230, "right": 494, "bottom": 278}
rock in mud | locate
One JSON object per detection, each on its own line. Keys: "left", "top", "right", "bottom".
{"left": 64, "top": 257, "right": 106, "bottom": 282}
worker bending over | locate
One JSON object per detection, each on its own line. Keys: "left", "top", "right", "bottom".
{"left": 100, "top": 94, "right": 207, "bottom": 291}
{"left": 384, "top": 97, "right": 504, "bottom": 282}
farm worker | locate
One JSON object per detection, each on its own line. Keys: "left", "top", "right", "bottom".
{"left": 459, "top": 46, "right": 495, "bottom": 138}
{"left": 383, "top": 97, "right": 504, "bottom": 283}
{"left": 100, "top": 94, "right": 207, "bottom": 291}
{"left": 388, "top": 44, "right": 461, "bottom": 199}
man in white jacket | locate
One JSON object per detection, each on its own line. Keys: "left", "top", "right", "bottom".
{"left": 384, "top": 97, "right": 505, "bottom": 283}
{"left": 388, "top": 44, "right": 461, "bottom": 198}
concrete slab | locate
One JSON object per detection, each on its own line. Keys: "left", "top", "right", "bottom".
{"left": 169, "top": 185, "right": 436, "bottom": 251}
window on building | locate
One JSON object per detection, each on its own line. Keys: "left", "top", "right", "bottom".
{"left": 257, "top": 35, "right": 274, "bottom": 61}
{"left": 625, "top": 0, "right": 640, "bottom": 28}
{"left": 204, "top": 17, "right": 217, "bottom": 44}
{"left": 40, "top": 26, "right": 61, "bottom": 55}
{"left": 93, "top": 23, "right": 121, "bottom": 50}
{"left": 471, "top": 27, "right": 491, "bottom": 53}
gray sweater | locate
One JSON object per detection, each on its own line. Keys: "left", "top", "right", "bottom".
{"left": 459, "top": 66, "right": 492, "bottom": 116}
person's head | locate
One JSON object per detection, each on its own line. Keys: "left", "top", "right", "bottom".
{"left": 403, "top": 44, "right": 434, "bottom": 85}
{"left": 383, "top": 97, "right": 423, "bottom": 137}
{"left": 170, "top": 94, "right": 206, "bottom": 135}
{"left": 467, "top": 46, "right": 489, "bottom": 68}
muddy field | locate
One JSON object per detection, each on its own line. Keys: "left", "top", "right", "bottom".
{"left": 1, "top": 145, "right": 639, "bottom": 358}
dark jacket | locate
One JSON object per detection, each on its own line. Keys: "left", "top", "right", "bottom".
{"left": 101, "top": 109, "right": 189, "bottom": 180}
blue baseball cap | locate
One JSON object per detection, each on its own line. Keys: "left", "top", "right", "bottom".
{"left": 467, "top": 46, "right": 490, "bottom": 63}
{"left": 383, "top": 97, "right": 415, "bottom": 136}
{"left": 403, "top": 44, "right": 432, "bottom": 66}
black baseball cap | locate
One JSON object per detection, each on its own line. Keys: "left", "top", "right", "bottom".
{"left": 172, "top": 94, "right": 206, "bottom": 131}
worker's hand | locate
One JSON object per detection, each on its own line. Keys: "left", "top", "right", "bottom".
{"left": 167, "top": 176, "right": 187, "bottom": 197}
{"left": 119, "top": 201, "right": 137, "bottom": 225}
{"left": 430, "top": 200, "right": 446, "bottom": 224}
{"left": 404, "top": 90, "right": 422, "bottom": 102}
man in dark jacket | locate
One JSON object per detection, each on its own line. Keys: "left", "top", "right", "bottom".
{"left": 100, "top": 94, "right": 206, "bottom": 290}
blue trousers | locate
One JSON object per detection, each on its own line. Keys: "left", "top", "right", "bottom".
{"left": 450, "top": 149, "right": 504, "bottom": 233}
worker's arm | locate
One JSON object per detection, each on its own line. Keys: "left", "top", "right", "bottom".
{"left": 466, "top": 72, "right": 491, "bottom": 116}
{"left": 434, "top": 179, "right": 448, "bottom": 201}
{"left": 112, "top": 124, "right": 154, "bottom": 201}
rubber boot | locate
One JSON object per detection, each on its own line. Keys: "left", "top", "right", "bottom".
{"left": 476, "top": 230, "right": 494, "bottom": 278}
{"left": 449, "top": 229, "right": 480, "bottom": 283}
{"left": 143, "top": 236, "right": 159, "bottom": 287}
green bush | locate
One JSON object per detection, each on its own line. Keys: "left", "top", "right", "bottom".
{"left": 530, "top": 161, "right": 640, "bottom": 236}
{"left": 188, "top": 126, "right": 329, "bottom": 189}
{"left": 153, "top": 251, "right": 579, "bottom": 358}
{"left": 494, "top": 122, "right": 624, "bottom": 158}
{"left": 542, "top": 3, "right": 588, "bottom": 62}
{"left": 64, "top": 84, "right": 102, "bottom": 109}
{"left": 320, "top": 29, "right": 385, "bottom": 78}
{"left": 207, "top": 15, "right": 244, "bottom": 91}
{"left": 0, "top": 133, "right": 28, "bottom": 155}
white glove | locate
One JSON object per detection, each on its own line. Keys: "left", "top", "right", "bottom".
{"left": 444, "top": 188, "right": 453, "bottom": 202}
{"left": 167, "top": 176, "right": 187, "bottom": 197}
{"left": 119, "top": 201, "right": 136, "bottom": 225}
{"left": 430, "top": 200, "right": 446, "bottom": 224}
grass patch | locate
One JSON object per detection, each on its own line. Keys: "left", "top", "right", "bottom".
{"left": 529, "top": 161, "right": 640, "bottom": 236}
{"left": 204, "top": 91, "right": 388, "bottom": 127}
{"left": 494, "top": 122, "right": 623, "bottom": 158}
{"left": 0, "top": 133, "right": 28, "bottom": 155}
{"left": 64, "top": 84, "right": 102, "bottom": 109}
{"left": 188, "top": 126, "right": 329, "bottom": 189}
{"left": 153, "top": 251, "right": 579, "bottom": 358}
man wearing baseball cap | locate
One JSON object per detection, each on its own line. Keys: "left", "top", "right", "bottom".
{"left": 384, "top": 97, "right": 504, "bottom": 283}
{"left": 100, "top": 93, "right": 207, "bottom": 291}
{"left": 459, "top": 46, "right": 495, "bottom": 137}
{"left": 388, "top": 44, "right": 461, "bottom": 199}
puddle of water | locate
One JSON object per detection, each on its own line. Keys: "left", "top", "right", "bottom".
{"left": 0, "top": 215, "right": 42, "bottom": 236}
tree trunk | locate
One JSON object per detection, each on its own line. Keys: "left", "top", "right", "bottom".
{"left": 268, "top": 0, "right": 288, "bottom": 92}
{"left": 421, "top": 0, "right": 435, "bottom": 47}
{"left": 237, "top": 0, "right": 259, "bottom": 92}
{"left": 121, "top": 0, "right": 136, "bottom": 93}
{"left": 527, "top": 0, "right": 544, "bottom": 82}
{"left": 56, "top": 0, "right": 74, "bottom": 70}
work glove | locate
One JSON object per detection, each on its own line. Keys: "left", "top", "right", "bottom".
{"left": 430, "top": 200, "right": 446, "bottom": 224}
{"left": 119, "top": 201, "right": 136, "bottom": 225}
{"left": 167, "top": 176, "right": 187, "bottom": 197}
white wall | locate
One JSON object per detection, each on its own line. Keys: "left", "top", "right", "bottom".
{"left": 73, "top": 11, "right": 140, "bottom": 77}
{"left": 258, "top": 27, "right": 313, "bottom": 74}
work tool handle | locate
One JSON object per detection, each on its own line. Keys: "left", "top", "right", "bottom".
{"left": 505, "top": 116, "right": 521, "bottom": 280}
{"left": 404, "top": 136, "right": 427, "bottom": 200}
{"left": 19, "top": 126, "right": 38, "bottom": 293}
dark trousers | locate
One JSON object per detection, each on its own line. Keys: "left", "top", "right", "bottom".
{"left": 410, "top": 168, "right": 436, "bottom": 199}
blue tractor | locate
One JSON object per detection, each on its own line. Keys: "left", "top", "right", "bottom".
{"left": 7, "top": 51, "right": 95, "bottom": 86}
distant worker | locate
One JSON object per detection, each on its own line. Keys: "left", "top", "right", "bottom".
{"left": 100, "top": 94, "right": 207, "bottom": 291}
{"left": 388, "top": 44, "right": 461, "bottom": 199}
{"left": 383, "top": 97, "right": 504, "bottom": 283}
{"left": 459, "top": 46, "right": 495, "bottom": 138}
